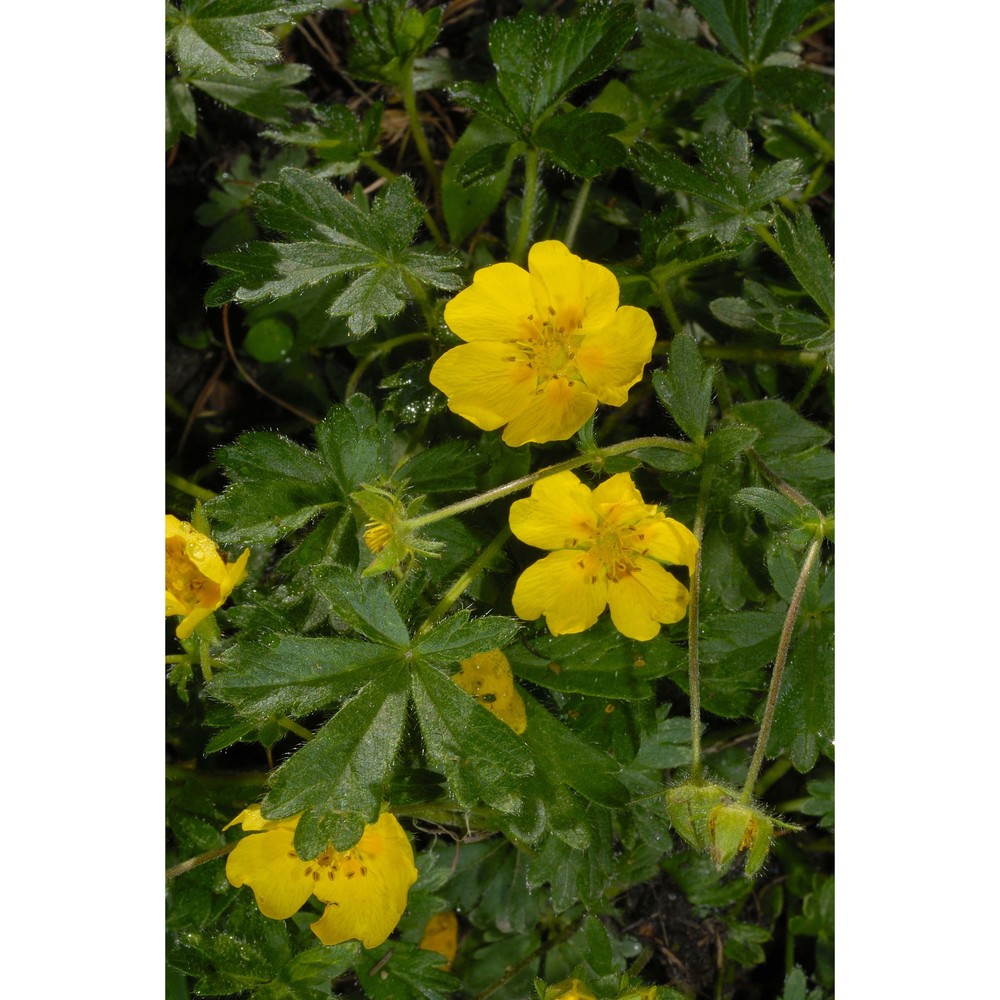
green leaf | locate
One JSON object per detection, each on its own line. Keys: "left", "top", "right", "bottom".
{"left": 456, "top": 140, "right": 517, "bottom": 188}
{"left": 243, "top": 316, "right": 294, "bottom": 361}
{"left": 395, "top": 441, "right": 485, "bottom": 493}
{"left": 206, "top": 169, "right": 462, "bottom": 335}
{"left": 733, "top": 486, "right": 806, "bottom": 524}
{"left": 207, "top": 431, "right": 334, "bottom": 545}
{"left": 312, "top": 566, "right": 410, "bottom": 647}
{"left": 724, "top": 921, "right": 771, "bottom": 966}
{"left": 729, "top": 399, "right": 831, "bottom": 455}
{"left": 262, "top": 101, "right": 383, "bottom": 170}
{"left": 410, "top": 660, "right": 534, "bottom": 813}
{"left": 766, "top": 611, "right": 833, "bottom": 771}
{"left": 705, "top": 424, "right": 760, "bottom": 464}
{"left": 264, "top": 661, "right": 410, "bottom": 854}
{"left": 634, "top": 130, "right": 804, "bottom": 244}
{"left": 209, "top": 636, "right": 397, "bottom": 721}
{"left": 486, "top": 4, "right": 636, "bottom": 130}
{"left": 346, "top": 0, "right": 443, "bottom": 87}
{"left": 166, "top": 0, "right": 322, "bottom": 79}
{"left": 520, "top": 693, "right": 630, "bottom": 808}
{"left": 653, "top": 333, "right": 715, "bottom": 442}
{"left": 206, "top": 396, "right": 391, "bottom": 546}
{"left": 752, "top": 0, "right": 823, "bottom": 61}
{"left": 166, "top": 77, "right": 197, "bottom": 147}
{"left": 799, "top": 777, "right": 834, "bottom": 830}
{"left": 756, "top": 65, "right": 832, "bottom": 113}
{"left": 774, "top": 209, "right": 835, "bottom": 322}
{"left": 507, "top": 620, "right": 686, "bottom": 700}
{"left": 190, "top": 62, "right": 311, "bottom": 123}
{"left": 443, "top": 117, "right": 517, "bottom": 242}
{"left": 625, "top": 27, "right": 741, "bottom": 92}
{"left": 412, "top": 612, "right": 521, "bottom": 666}
{"left": 584, "top": 916, "right": 614, "bottom": 977}
{"left": 356, "top": 940, "right": 460, "bottom": 1000}
{"left": 533, "top": 110, "right": 629, "bottom": 179}
{"left": 690, "top": 0, "right": 751, "bottom": 62}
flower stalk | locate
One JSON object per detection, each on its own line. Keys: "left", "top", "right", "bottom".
{"left": 405, "top": 435, "right": 694, "bottom": 530}
{"left": 687, "top": 467, "right": 714, "bottom": 781}
{"left": 740, "top": 535, "right": 823, "bottom": 804}
{"left": 510, "top": 147, "right": 540, "bottom": 266}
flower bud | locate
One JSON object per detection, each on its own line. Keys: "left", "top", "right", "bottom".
{"left": 352, "top": 484, "right": 443, "bottom": 576}
{"left": 665, "top": 781, "right": 728, "bottom": 852}
{"left": 708, "top": 802, "right": 775, "bottom": 877}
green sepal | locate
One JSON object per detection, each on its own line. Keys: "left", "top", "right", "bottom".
{"left": 665, "top": 781, "right": 727, "bottom": 851}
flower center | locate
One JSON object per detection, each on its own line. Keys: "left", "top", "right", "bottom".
{"left": 166, "top": 538, "right": 218, "bottom": 608}
{"left": 298, "top": 845, "right": 371, "bottom": 884}
{"left": 518, "top": 305, "right": 585, "bottom": 384}
{"left": 579, "top": 507, "right": 653, "bottom": 583}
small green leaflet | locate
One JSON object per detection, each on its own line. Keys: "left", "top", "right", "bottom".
{"left": 166, "top": 0, "right": 323, "bottom": 79}
{"left": 206, "top": 169, "right": 462, "bottom": 335}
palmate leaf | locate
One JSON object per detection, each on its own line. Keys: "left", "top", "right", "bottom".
{"left": 264, "top": 660, "right": 411, "bottom": 856}
{"left": 633, "top": 128, "right": 805, "bottom": 244}
{"left": 206, "top": 169, "right": 462, "bottom": 335}
{"left": 625, "top": 0, "right": 828, "bottom": 124}
{"left": 450, "top": 4, "right": 635, "bottom": 134}
{"left": 206, "top": 394, "right": 392, "bottom": 546}
{"left": 166, "top": 0, "right": 322, "bottom": 79}
{"left": 190, "top": 62, "right": 311, "bottom": 124}
{"left": 346, "top": 0, "right": 443, "bottom": 87}
{"left": 357, "top": 941, "right": 460, "bottom": 1000}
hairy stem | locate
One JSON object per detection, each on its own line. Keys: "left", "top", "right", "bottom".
{"left": 406, "top": 435, "right": 694, "bottom": 530}
{"left": 399, "top": 59, "right": 441, "bottom": 210}
{"left": 419, "top": 526, "right": 512, "bottom": 634}
{"left": 740, "top": 536, "right": 822, "bottom": 803}
{"left": 563, "top": 178, "right": 592, "bottom": 250}
{"left": 687, "top": 467, "right": 714, "bottom": 781}
{"left": 510, "top": 147, "right": 540, "bottom": 266}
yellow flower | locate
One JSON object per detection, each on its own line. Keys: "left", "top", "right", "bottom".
{"left": 509, "top": 471, "right": 698, "bottom": 641}
{"left": 545, "top": 979, "right": 597, "bottom": 1000}
{"left": 452, "top": 650, "right": 527, "bottom": 734}
{"left": 418, "top": 910, "right": 459, "bottom": 970}
{"left": 429, "top": 240, "right": 656, "bottom": 447}
{"left": 224, "top": 806, "right": 418, "bottom": 949}
{"left": 165, "top": 515, "right": 249, "bottom": 639}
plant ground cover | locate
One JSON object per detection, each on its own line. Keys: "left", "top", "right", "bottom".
{"left": 166, "top": 3, "right": 834, "bottom": 998}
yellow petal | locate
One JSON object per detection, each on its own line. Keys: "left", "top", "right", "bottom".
{"left": 512, "top": 549, "right": 608, "bottom": 635}
{"left": 429, "top": 342, "right": 537, "bottom": 431}
{"left": 444, "top": 262, "right": 534, "bottom": 342}
{"left": 224, "top": 804, "right": 300, "bottom": 833}
{"left": 501, "top": 377, "right": 597, "bottom": 446}
{"left": 225, "top": 825, "right": 314, "bottom": 920}
{"left": 575, "top": 305, "right": 656, "bottom": 406}
{"left": 634, "top": 515, "right": 699, "bottom": 575}
{"left": 508, "top": 471, "right": 596, "bottom": 550}
{"left": 223, "top": 548, "right": 251, "bottom": 598}
{"left": 590, "top": 472, "right": 644, "bottom": 509}
{"left": 308, "top": 814, "right": 418, "bottom": 949}
{"left": 452, "top": 650, "right": 528, "bottom": 734}
{"left": 174, "top": 606, "right": 212, "bottom": 641}
{"left": 527, "top": 241, "right": 619, "bottom": 332}
{"left": 606, "top": 559, "right": 690, "bottom": 640}
{"left": 419, "top": 911, "right": 459, "bottom": 969}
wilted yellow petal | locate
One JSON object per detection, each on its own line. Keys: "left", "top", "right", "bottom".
{"left": 430, "top": 341, "right": 537, "bottom": 431}
{"left": 512, "top": 549, "right": 608, "bottom": 635}
{"left": 419, "top": 911, "right": 459, "bottom": 969}
{"left": 453, "top": 650, "right": 527, "bottom": 734}
{"left": 508, "top": 471, "right": 596, "bottom": 550}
